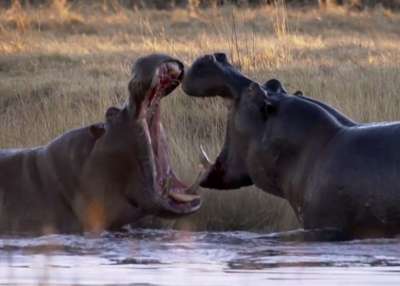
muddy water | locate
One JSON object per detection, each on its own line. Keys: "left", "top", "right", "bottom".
{"left": 0, "top": 229, "right": 400, "bottom": 286}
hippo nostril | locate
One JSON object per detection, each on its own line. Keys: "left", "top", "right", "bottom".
{"left": 203, "top": 54, "right": 216, "bottom": 63}
{"left": 214, "top": 53, "right": 228, "bottom": 64}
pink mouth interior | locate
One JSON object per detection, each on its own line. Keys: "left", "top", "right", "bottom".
{"left": 148, "top": 100, "right": 187, "bottom": 195}
{"left": 138, "top": 62, "right": 200, "bottom": 208}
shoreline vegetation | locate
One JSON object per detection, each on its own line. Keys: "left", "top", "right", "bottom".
{"left": 0, "top": 1, "right": 399, "bottom": 232}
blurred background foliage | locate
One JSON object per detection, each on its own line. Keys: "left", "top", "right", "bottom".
{"left": 1, "top": 0, "right": 400, "bottom": 10}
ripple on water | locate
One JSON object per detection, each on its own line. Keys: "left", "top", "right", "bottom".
{"left": 0, "top": 229, "right": 400, "bottom": 285}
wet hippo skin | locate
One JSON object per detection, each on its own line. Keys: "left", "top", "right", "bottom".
{"left": 0, "top": 54, "right": 201, "bottom": 235}
{"left": 183, "top": 53, "right": 400, "bottom": 240}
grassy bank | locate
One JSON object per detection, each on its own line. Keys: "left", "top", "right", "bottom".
{"left": 1, "top": 2, "right": 400, "bottom": 232}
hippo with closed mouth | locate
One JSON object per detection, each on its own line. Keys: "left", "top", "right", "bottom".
{"left": 183, "top": 53, "right": 400, "bottom": 240}
{"left": 0, "top": 54, "right": 201, "bottom": 234}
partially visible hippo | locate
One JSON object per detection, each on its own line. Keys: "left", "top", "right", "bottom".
{"left": 0, "top": 54, "right": 201, "bottom": 235}
{"left": 183, "top": 53, "right": 400, "bottom": 240}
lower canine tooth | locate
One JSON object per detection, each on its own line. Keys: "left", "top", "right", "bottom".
{"left": 169, "top": 192, "right": 200, "bottom": 203}
{"left": 199, "top": 145, "right": 212, "bottom": 169}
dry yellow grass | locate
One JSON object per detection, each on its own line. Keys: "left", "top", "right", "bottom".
{"left": 1, "top": 2, "right": 400, "bottom": 232}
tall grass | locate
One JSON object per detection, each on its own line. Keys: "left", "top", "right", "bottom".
{"left": 1, "top": 2, "right": 400, "bottom": 232}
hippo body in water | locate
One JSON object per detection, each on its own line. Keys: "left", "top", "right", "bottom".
{"left": 0, "top": 54, "right": 201, "bottom": 234}
{"left": 183, "top": 53, "right": 400, "bottom": 240}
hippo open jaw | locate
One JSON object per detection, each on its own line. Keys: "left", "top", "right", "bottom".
{"left": 139, "top": 61, "right": 202, "bottom": 214}
{"left": 182, "top": 53, "right": 254, "bottom": 190}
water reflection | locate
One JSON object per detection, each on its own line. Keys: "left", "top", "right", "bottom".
{"left": 0, "top": 229, "right": 400, "bottom": 285}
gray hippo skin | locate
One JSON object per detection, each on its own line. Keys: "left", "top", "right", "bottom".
{"left": 0, "top": 54, "right": 201, "bottom": 235}
{"left": 183, "top": 53, "right": 400, "bottom": 240}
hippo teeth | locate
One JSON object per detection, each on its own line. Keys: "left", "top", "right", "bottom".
{"left": 168, "top": 191, "right": 201, "bottom": 203}
{"left": 199, "top": 145, "right": 212, "bottom": 169}
{"left": 163, "top": 170, "right": 202, "bottom": 203}
{"left": 166, "top": 62, "right": 181, "bottom": 77}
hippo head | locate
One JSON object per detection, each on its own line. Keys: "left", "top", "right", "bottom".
{"left": 83, "top": 54, "right": 201, "bottom": 223}
{"left": 182, "top": 53, "right": 255, "bottom": 189}
{"left": 182, "top": 53, "right": 282, "bottom": 190}
{"left": 182, "top": 53, "right": 253, "bottom": 99}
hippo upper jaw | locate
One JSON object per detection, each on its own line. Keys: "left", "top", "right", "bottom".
{"left": 182, "top": 53, "right": 253, "bottom": 100}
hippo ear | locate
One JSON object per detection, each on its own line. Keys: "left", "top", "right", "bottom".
{"left": 106, "top": 107, "right": 120, "bottom": 121}
{"left": 263, "top": 79, "right": 287, "bottom": 94}
{"left": 214, "top": 53, "right": 229, "bottom": 65}
{"left": 294, "top": 90, "right": 304, "bottom": 96}
{"left": 247, "top": 82, "right": 278, "bottom": 113}
{"left": 89, "top": 124, "right": 105, "bottom": 140}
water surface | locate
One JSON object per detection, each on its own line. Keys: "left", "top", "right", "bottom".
{"left": 1, "top": 229, "right": 400, "bottom": 285}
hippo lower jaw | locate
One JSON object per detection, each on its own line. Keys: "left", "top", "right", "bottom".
{"left": 197, "top": 146, "right": 252, "bottom": 190}
{"left": 138, "top": 61, "right": 202, "bottom": 215}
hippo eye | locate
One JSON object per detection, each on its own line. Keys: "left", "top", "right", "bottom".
{"left": 106, "top": 107, "right": 121, "bottom": 122}
{"left": 260, "top": 101, "right": 277, "bottom": 120}
{"left": 89, "top": 124, "right": 105, "bottom": 140}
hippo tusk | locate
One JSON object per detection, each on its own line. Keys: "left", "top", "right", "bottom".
{"left": 199, "top": 145, "right": 212, "bottom": 169}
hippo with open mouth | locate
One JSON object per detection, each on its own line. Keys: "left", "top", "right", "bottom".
{"left": 183, "top": 53, "right": 400, "bottom": 240}
{"left": 0, "top": 54, "right": 201, "bottom": 234}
